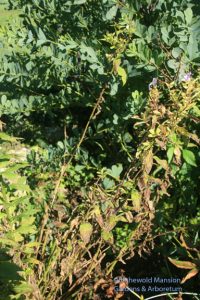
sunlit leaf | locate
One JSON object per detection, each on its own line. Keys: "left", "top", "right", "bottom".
{"left": 117, "top": 66, "right": 127, "bottom": 86}
{"left": 143, "top": 149, "right": 153, "bottom": 174}
{"left": 101, "top": 230, "right": 114, "bottom": 243}
{"left": 182, "top": 149, "right": 197, "bottom": 167}
{"left": 131, "top": 189, "right": 141, "bottom": 212}
{"left": 79, "top": 222, "right": 93, "bottom": 244}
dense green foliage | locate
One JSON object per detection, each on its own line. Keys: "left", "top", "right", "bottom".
{"left": 0, "top": 0, "right": 200, "bottom": 299}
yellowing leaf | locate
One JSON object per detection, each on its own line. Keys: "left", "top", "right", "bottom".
{"left": 143, "top": 149, "right": 153, "bottom": 174}
{"left": 101, "top": 230, "right": 114, "bottom": 243}
{"left": 6, "top": 232, "right": 24, "bottom": 242}
{"left": 168, "top": 257, "right": 196, "bottom": 269}
{"left": 0, "top": 132, "right": 17, "bottom": 142}
{"left": 66, "top": 240, "right": 73, "bottom": 252}
{"left": 0, "top": 238, "right": 18, "bottom": 247}
{"left": 131, "top": 189, "right": 141, "bottom": 212}
{"left": 125, "top": 211, "right": 134, "bottom": 223}
{"left": 153, "top": 156, "right": 168, "bottom": 170}
{"left": 17, "top": 225, "right": 37, "bottom": 235}
{"left": 181, "top": 268, "right": 199, "bottom": 284}
{"left": 21, "top": 216, "right": 35, "bottom": 226}
{"left": 113, "top": 58, "right": 121, "bottom": 74}
{"left": 26, "top": 258, "right": 41, "bottom": 265}
{"left": 117, "top": 66, "right": 127, "bottom": 86}
{"left": 106, "top": 215, "right": 117, "bottom": 231}
{"left": 93, "top": 205, "right": 104, "bottom": 227}
{"left": 79, "top": 222, "right": 93, "bottom": 244}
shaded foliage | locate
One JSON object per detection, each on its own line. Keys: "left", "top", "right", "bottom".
{"left": 0, "top": 0, "right": 200, "bottom": 299}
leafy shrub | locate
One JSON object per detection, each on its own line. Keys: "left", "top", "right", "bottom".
{"left": 0, "top": 0, "right": 200, "bottom": 299}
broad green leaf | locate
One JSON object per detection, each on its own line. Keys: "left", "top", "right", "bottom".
{"left": 24, "top": 241, "right": 40, "bottom": 248}
{"left": 0, "top": 250, "right": 11, "bottom": 261}
{"left": 172, "top": 47, "right": 182, "bottom": 59}
{"left": 0, "top": 132, "right": 17, "bottom": 142}
{"left": 167, "top": 59, "right": 178, "bottom": 70}
{"left": 108, "top": 164, "right": 123, "bottom": 179}
{"left": 0, "top": 212, "right": 6, "bottom": 220}
{"left": 117, "top": 66, "right": 127, "bottom": 86}
{"left": 161, "top": 27, "right": 169, "bottom": 44}
{"left": 1, "top": 95, "right": 7, "bottom": 105}
{"left": 38, "top": 28, "right": 46, "bottom": 41}
{"left": 103, "top": 177, "right": 115, "bottom": 189}
{"left": 182, "top": 149, "right": 197, "bottom": 167}
{"left": 74, "top": 0, "right": 86, "bottom": 4}
{"left": 0, "top": 238, "right": 18, "bottom": 247}
{"left": 6, "top": 232, "right": 24, "bottom": 242}
{"left": 184, "top": 7, "right": 193, "bottom": 25}
{"left": 0, "top": 262, "right": 23, "bottom": 281}
{"left": 20, "top": 216, "right": 35, "bottom": 226}
{"left": 17, "top": 225, "right": 36, "bottom": 235}
{"left": 105, "top": 5, "right": 118, "bottom": 20}
{"left": 0, "top": 160, "right": 10, "bottom": 169}
{"left": 13, "top": 282, "right": 33, "bottom": 294}
{"left": 167, "top": 147, "right": 174, "bottom": 163}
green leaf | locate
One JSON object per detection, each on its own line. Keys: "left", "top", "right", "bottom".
{"left": 14, "top": 282, "right": 33, "bottom": 294}
{"left": 0, "top": 238, "right": 18, "bottom": 247}
{"left": 74, "top": 0, "right": 86, "bottom": 4}
{"left": 117, "top": 66, "right": 127, "bottom": 86}
{"left": 0, "top": 132, "right": 17, "bottom": 142}
{"left": 24, "top": 241, "right": 40, "bottom": 248}
{"left": 167, "top": 147, "right": 174, "bottom": 163}
{"left": 37, "top": 28, "right": 47, "bottom": 46}
{"left": 105, "top": 5, "right": 118, "bottom": 20}
{"left": 0, "top": 249, "right": 11, "bottom": 261}
{"left": 1, "top": 95, "right": 7, "bottom": 105}
{"left": 17, "top": 225, "right": 36, "bottom": 235}
{"left": 109, "top": 164, "right": 123, "bottom": 179}
{"left": 172, "top": 47, "right": 182, "bottom": 59}
{"left": 57, "top": 141, "right": 64, "bottom": 149}
{"left": 184, "top": 7, "right": 193, "bottom": 25}
{"left": 167, "top": 59, "right": 179, "bottom": 70}
{"left": 103, "top": 177, "right": 115, "bottom": 189}
{"left": 0, "top": 262, "right": 23, "bottom": 281}
{"left": 20, "top": 216, "right": 35, "bottom": 226}
{"left": 6, "top": 232, "right": 24, "bottom": 242}
{"left": 182, "top": 149, "right": 197, "bottom": 167}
